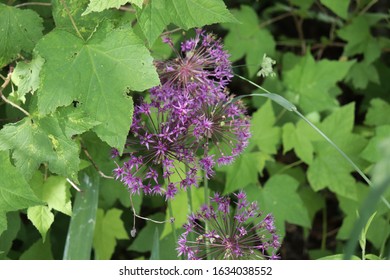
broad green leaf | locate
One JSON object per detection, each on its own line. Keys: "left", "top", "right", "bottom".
{"left": 167, "top": 0, "right": 237, "bottom": 29}
{"left": 31, "top": 175, "right": 72, "bottom": 216}
{"left": 299, "top": 187, "right": 325, "bottom": 223}
{"left": 0, "top": 117, "right": 80, "bottom": 180}
{"left": 35, "top": 25, "right": 159, "bottom": 150}
{"left": 282, "top": 121, "right": 316, "bottom": 164}
{"left": 51, "top": 0, "right": 123, "bottom": 39}
{"left": 221, "top": 151, "right": 269, "bottom": 194}
{"left": 283, "top": 52, "right": 355, "bottom": 113}
{"left": 0, "top": 212, "right": 21, "bottom": 259}
{"left": 19, "top": 238, "right": 53, "bottom": 260}
{"left": 63, "top": 169, "right": 99, "bottom": 260}
{"left": 93, "top": 208, "right": 128, "bottom": 260}
{"left": 56, "top": 107, "right": 101, "bottom": 139}
{"left": 0, "top": 4, "right": 43, "bottom": 67}
{"left": 223, "top": 5, "right": 275, "bottom": 77}
{"left": 345, "top": 61, "right": 380, "bottom": 89}
{"left": 161, "top": 187, "right": 203, "bottom": 239}
{"left": 360, "top": 125, "right": 390, "bottom": 163}
{"left": 307, "top": 104, "right": 368, "bottom": 199}
{"left": 137, "top": 0, "right": 236, "bottom": 46}
{"left": 365, "top": 99, "right": 390, "bottom": 126}
{"left": 338, "top": 16, "right": 381, "bottom": 64}
{"left": 11, "top": 55, "right": 45, "bottom": 103}
{"left": 249, "top": 100, "right": 281, "bottom": 154}
{"left": 136, "top": 0, "right": 169, "bottom": 46}
{"left": 320, "top": 0, "right": 350, "bottom": 19}
{"left": 0, "top": 151, "right": 43, "bottom": 213}
{"left": 83, "top": 0, "right": 143, "bottom": 15}
{"left": 27, "top": 205, "right": 54, "bottom": 242}
{"left": 246, "top": 174, "right": 311, "bottom": 236}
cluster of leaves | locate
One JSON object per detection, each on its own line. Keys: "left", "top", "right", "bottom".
{"left": 0, "top": 0, "right": 389, "bottom": 260}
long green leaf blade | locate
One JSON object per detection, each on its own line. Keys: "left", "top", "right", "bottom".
{"left": 63, "top": 169, "right": 99, "bottom": 260}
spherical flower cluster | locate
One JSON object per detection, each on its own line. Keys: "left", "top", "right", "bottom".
{"left": 112, "top": 29, "right": 251, "bottom": 199}
{"left": 177, "top": 191, "right": 281, "bottom": 260}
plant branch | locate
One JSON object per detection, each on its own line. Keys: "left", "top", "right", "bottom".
{"left": 59, "top": 0, "right": 84, "bottom": 40}
{"left": 359, "top": 0, "right": 378, "bottom": 16}
{"left": 80, "top": 142, "right": 115, "bottom": 179}
{"left": 259, "top": 12, "right": 292, "bottom": 28}
{"left": 66, "top": 178, "right": 82, "bottom": 192}
{"left": 0, "top": 69, "right": 30, "bottom": 117}
{"left": 119, "top": 6, "right": 136, "bottom": 13}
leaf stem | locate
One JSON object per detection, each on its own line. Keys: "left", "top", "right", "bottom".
{"left": 59, "top": 0, "right": 84, "bottom": 40}
{"left": 0, "top": 69, "right": 30, "bottom": 117}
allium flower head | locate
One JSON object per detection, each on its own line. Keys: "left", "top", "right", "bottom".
{"left": 177, "top": 191, "right": 281, "bottom": 260}
{"left": 112, "top": 100, "right": 198, "bottom": 199}
{"left": 189, "top": 95, "right": 251, "bottom": 173}
{"left": 153, "top": 29, "right": 233, "bottom": 102}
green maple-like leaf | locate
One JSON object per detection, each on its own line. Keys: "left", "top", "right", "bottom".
{"left": 282, "top": 120, "right": 321, "bottom": 164}
{"left": 136, "top": 0, "right": 169, "bottom": 46}
{"left": 307, "top": 103, "right": 368, "bottom": 199}
{"left": 320, "top": 0, "right": 350, "bottom": 19}
{"left": 249, "top": 100, "right": 281, "bottom": 155}
{"left": 35, "top": 24, "right": 159, "bottom": 150}
{"left": 365, "top": 98, "right": 390, "bottom": 126}
{"left": 0, "top": 151, "right": 43, "bottom": 233}
{"left": 283, "top": 52, "right": 354, "bottom": 113}
{"left": 222, "top": 5, "right": 276, "bottom": 77}
{"left": 27, "top": 205, "right": 54, "bottom": 242}
{"left": 360, "top": 125, "right": 390, "bottom": 163}
{"left": 93, "top": 208, "right": 128, "bottom": 260}
{"left": 338, "top": 16, "right": 381, "bottom": 64}
{"left": 30, "top": 173, "right": 72, "bottom": 216}
{"left": 83, "top": 0, "right": 143, "bottom": 15}
{"left": 221, "top": 151, "right": 270, "bottom": 194}
{"left": 0, "top": 4, "right": 43, "bottom": 67}
{"left": 137, "top": 0, "right": 237, "bottom": 46}
{"left": 10, "top": 55, "right": 44, "bottom": 103}
{"left": 247, "top": 174, "right": 311, "bottom": 236}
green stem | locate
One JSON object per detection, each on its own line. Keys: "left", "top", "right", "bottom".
{"left": 204, "top": 172, "right": 210, "bottom": 259}
{"left": 168, "top": 201, "right": 178, "bottom": 248}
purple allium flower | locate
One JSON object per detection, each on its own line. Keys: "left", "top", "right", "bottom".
{"left": 189, "top": 95, "right": 251, "bottom": 167}
{"left": 177, "top": 191, "right": 281, "bottom": 260}
{"left": 113, "top": 100, "right": 198, "bottom": 199}
{"left": 156, "top": 29, "right": 233, "bottom": 91}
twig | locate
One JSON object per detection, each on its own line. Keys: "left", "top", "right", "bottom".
{"left": 161, "top": 28, "right": 182, "bottom": 37}
{"left": 359, "top": 0, "right": 378, "bottom": 16}
{"left": 80, "top": 142, "right": 115, "bottom": 179}
{"left": 0, "top": 69, "right": 30, "bottom": 117}
{"left": 129, "top": 194, "right": 170, "bottom": 237}
{"left": 259, "top": 12, "right": 292, "bottom": 28}
{"left": 59, "top": 0, "right": 84, "bottom": 40}
{"left": 14, "top": 2, "right": 52, "bottom": 8}
{"left": 66, "top": 178, "right": 82, "bottom": 192}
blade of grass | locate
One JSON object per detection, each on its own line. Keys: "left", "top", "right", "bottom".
{"left": 150, "top": 227, "right": 160, "bottom": 260}
{"left": 344, "top": 138, "right": 390, "bottom": 259}
{"left": 235, "top": 74, "right": 390, "bottom": 209}
{"left": 63, "top": 168, "right": 100, "bottom": 260}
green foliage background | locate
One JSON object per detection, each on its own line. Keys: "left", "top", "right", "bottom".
{"left": 0, "top": 0, "right": 389, "bottom": 260}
